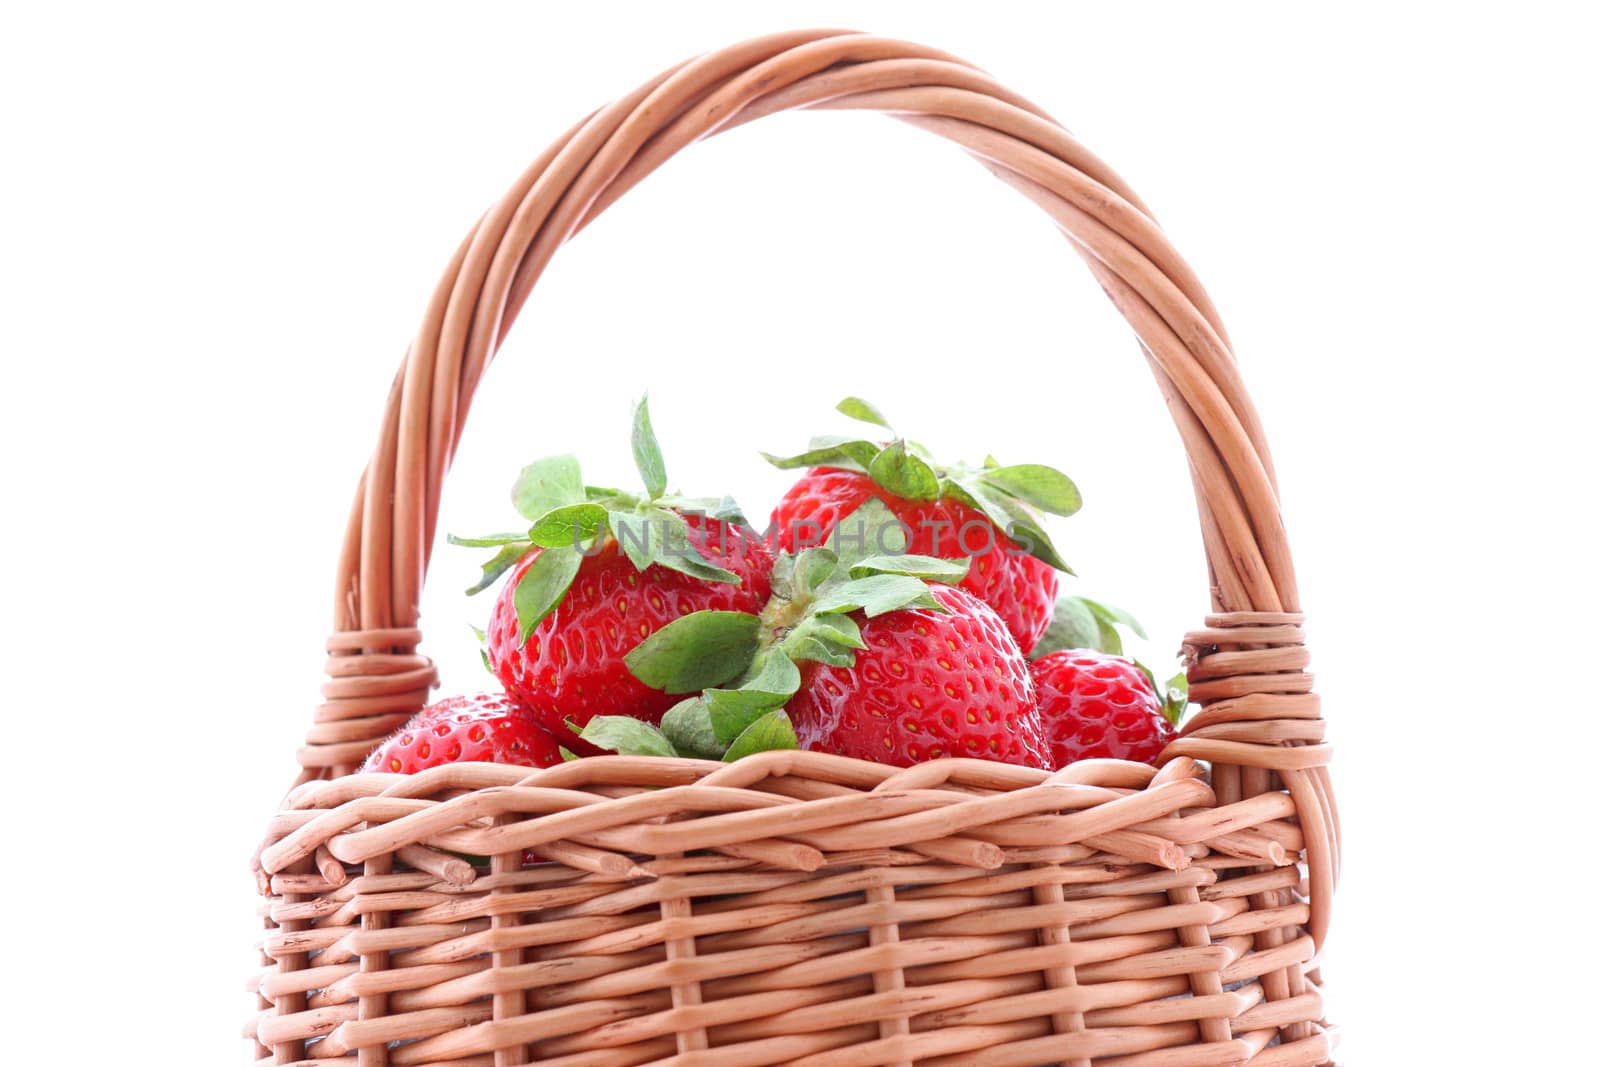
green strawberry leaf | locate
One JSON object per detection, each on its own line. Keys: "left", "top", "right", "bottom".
{"left": 780, "top": 611, "right": 864, "bottom": 667}
{"left": 1164, "top": 671, "right": 1191, "bottom": 725}
{"left": 830, "top": 438, "right": 885, "bottom": 469}
{"left": 1093, "top": 613, "right": 1124, "bottom": 656}
{"left": 1034, "top": 596, "right": 1148, "bottom": 658}
{"left": 946, "top": 474, "right": 1073, "bottom": 573}
{"left": 511, "top": 454, "right": 586, "bottom": 522}
{"left": 722, "top": 709, "right": 799, "bottom": 761}
{"left": 528, "top": 502, "right": 609, "bottom": 549}
{"left": 624, "top": 610, "right": 762, "bottom": 694}
{"left": 781, "top": 634, "right": 855, "bottom": 668}
{"left": 659, "top": 494, "right": 749, "bottom": 526}
{"left": 665, "top": 558, "right": 744, "bottom": 587}
{"left": 661, "top": 697, "right": 725, "bottom": 759}
{"left": 1032, "top": 595, "right": 1146, "bottom": 657}
{"left": 654, "top": 539, "right": 743, "bottom": 586}
{"left": 470, "top": 624, "right": 494, "bottom": 674}
{"left": 607, "top": 508, "right": 655, "bottom": 571}
{"left": 869, "top": 440, "right": 940, "bottom": 501}
{"left": 448, "top": 531, "right": 534, "bottom": 548}
{"left": 836, "top": 396, "right": 894, "bottom": 431}
{"left": 1080, "top": 597, "right": 1148, "bottom": 640}
{"left": 512, "top": 545, "right": 584, "bottom": 643}
{"left": 1133, "top": 661, "right": 1192, "bottom": 726}
{"left": 768, "top": 551, "right": 797, "bottom": 598}
{"left": 578, "top": 716, "right": 679, "bottom": 758}
{"left": 652, "top": 507, "right": 743, "bottom": 584}
{"left": 462, "top": 540, "right": 535, "bottom": 595}
{"left": 630, "top": 395, "right": 668, "bottom": 500}
{"left": 824, "top": 497, "right": 910, "bottom": 567}
{"left": 741, "top": 647, "right": 803, "bottom": 697}
{"left": 1030, "top": 596, "right": 1101, "bottom": 658}
{"left": 848, "top": 554, "right": 969, "bottom": 583}
{"left": 791, "top": 547, "right": 840, "bottom": 595}
{"left": 1011, "top": 521, "right": 1073, "bottom": 574}
{"left": 704, "top": 686, "right": 790, "bottom": 738}
{"left": 710, "top": 495, "right": 748, "bottom": 524}
{"left": 761, "top": 435, "right": 880, "bottom": 473}
{"left": 811, "top": 574, "right": 942, "bottom": 618}
{"left": 981, "top": 464, "right": 1083, "bottom": 518}
{"left": 704, "top": 650, "right": 802, "bottom": 742}
{"left": 603, "top": 506, "right": 740, "bottom": 584}
{"left": 801, "top": 611, "right": 865, "bottom": 650}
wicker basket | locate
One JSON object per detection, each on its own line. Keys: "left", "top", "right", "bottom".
{"left": 251, "top": 30, "right": 1338, "bottom": 1066}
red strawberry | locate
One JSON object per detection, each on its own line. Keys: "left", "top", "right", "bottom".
{"left": 1030, "top": 650, "right": 1177, "bottom": 767}
{"left": 487, "top": 515, "right": 772, "bottom": 732}
{"left": 772, "top": 466, "right": 1060, "bottom": 654}
{"left": 787, "top": 584, "right": 1047, "bottom": 767}
{"left": 362, "top": 693, "right": 563, "bottom": 774}
{"left": 764, "top": 398, "right": 1079, "bottom": 655}
{"left": 460, "top": 398, "right": 773, "bottom": 737}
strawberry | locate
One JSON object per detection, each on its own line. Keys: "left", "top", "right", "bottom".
{"left": 785, "top": 583, "right": 1047, "bottom": 767}
{"left": 458, "top": 398, "right": 773, "bottom": 734}
{"left": 485, "top": 515, "right": 771, "bottom": 730}
{"left": 361, "top": 693, "right": 563, "bottom": 774}
{"left": 764, "top": 397, "right": 1079, "bottom": 654}
{"left": 581, "top": 498, "right": 1046, "bottom": 770}
{"left": 1030, "top": 649, "right": 1185, "bottom": 767}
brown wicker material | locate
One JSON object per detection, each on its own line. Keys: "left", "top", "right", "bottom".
{"left": 251, "top": 29, "right": 1338, "bottom": 1066}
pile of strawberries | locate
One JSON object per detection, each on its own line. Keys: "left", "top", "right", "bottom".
{"left": 364, "top": 398, "right": 1189, "bottom": 778}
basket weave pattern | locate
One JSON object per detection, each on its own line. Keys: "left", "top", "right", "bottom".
{"left": 252, "top": 30, "right": 1338, "bottom": 1066}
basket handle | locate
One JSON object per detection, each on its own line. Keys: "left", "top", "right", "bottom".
{"left": 303, "top": 29, "right": 1303, "bottom": 779}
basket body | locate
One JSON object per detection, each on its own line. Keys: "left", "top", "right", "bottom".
{"left": 252, "top": 30, "right": 1337, "bottom": 1066}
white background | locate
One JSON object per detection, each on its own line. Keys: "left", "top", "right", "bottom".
{"left": 3, "top": 3, "right": 1596, "bottom": 1063}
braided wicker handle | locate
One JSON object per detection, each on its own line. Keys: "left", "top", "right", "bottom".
{"left": 304, "top": 29, "right": 1310, "bottom": 787}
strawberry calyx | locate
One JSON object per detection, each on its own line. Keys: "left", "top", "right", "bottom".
{"left": 449, "top": 396, "right": 751, "bottom": 645}
{"left": 762, "top": 397, "right": 1081, "bottom": 573}
{"left": 577, "top": 498, "right": 970, "bottom": 761}
{"left": 1142, "top": 665, "right": 1191, "bottom": 727}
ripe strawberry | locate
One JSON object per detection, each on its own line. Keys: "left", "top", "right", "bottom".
{"left": 764, "top": 398, "right": 1079, "bottom": 654}
{"left": 1030, "top": 650, "right": 1178, "bottom": 767}
{"left": 786, "top": 583, "right": 1047, "bottom": 767}
{"left": 362, "top": 693, "right": 563, "bottom": 774}
{"left": 486, "top": 515, "right": 772, "bottom": 731}
{"left": 459, "top": 398, "right": 773, "bottom": 735}
{"left": 771, "top": 466, "right": 1060, "bottom": 655}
